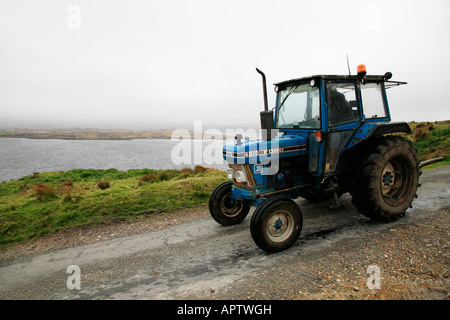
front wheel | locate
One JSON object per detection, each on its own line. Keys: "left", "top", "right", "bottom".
{"left": 209, "top": 181, "right": 250, "bottom": 226}
{"left": 250, "top": 196, "right": 303, "bottom": 253}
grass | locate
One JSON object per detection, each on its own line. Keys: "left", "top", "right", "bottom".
{"left": 0, "top": 166, "right": 227, "bottom": 248}
{"left": 397, "top": 121, "right": 450, "bottom": 168}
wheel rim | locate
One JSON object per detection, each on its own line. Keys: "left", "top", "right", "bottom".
{"left": 220, "top": 194, "right": 244, "bottom": 217}
{"left": 381, "top": 162, "right": 396, "bottom": 196}
{"left": 265, "top": 209, "right": 295, "bottom": 243}
{"left": 380, "top": 157, "right": 413, "bottom": 205}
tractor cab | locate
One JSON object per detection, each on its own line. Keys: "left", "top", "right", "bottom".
{"left": 273, "top": 66, "right": 407, "bottom": 177}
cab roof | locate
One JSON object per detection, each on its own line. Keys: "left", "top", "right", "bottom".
{"left": 274, "top": 74, "right": 406, "bottom": 88}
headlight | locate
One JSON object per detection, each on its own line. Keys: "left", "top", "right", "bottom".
{"left": 226, "top": 168, "right": 235, "bottom": 179}
{"left": 235, "top": 170, "right": 247, "bottom": 183}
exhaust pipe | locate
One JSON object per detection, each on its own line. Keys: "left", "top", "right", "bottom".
{"left": 256, "top": 68, "right": 274, "bottom": 141}
{"left": 256, "top": 68, "right": 268, "bottom": 111}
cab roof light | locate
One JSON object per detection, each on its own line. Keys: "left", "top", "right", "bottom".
{"left": 357, "top": 64, "right": 367, "bottom": 76}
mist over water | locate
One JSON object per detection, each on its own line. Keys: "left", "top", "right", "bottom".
{"left": 0, "top": 138, "right": 227, "bottom": 182}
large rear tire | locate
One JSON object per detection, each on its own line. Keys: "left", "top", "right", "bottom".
{"left": 349, "top": 136, "right": 421, "bottom": 222}
{"left": 209, "top": 181, "right": 250, "bottom": 226}
{"left": 250, "top": 196, "right": 302, "bottom": 253}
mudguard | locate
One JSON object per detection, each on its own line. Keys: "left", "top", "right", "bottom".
{"left": 346, "top": 121, "right": 411, "bottom": 149}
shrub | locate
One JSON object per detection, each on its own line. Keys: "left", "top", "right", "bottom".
{"left": 157, "top": 172, "right": 170, "bottom": 181}
{"left": 180, "top": 168, "right": 194, "bottom": 175}
{"left": 61, "top": 185, "right": 73, "bottom": 199}
{"left": 97, "top": 180, "right": 110, "bottom": 190}
{"left": 62, "top": 179, "right": 73, "bottom": 187}
{"left": 32, "top": 183, "right": 57, "bottom": 201}
{"left": 141, "top": 173, "right": 158, "bottom": 183}
{"left": 140, "top": 171, "right": 176, "bottom": 183}
{"left": 193, "top": 165, "right": 208, "bottom": 173}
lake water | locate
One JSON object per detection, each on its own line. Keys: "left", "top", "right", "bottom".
{"left": 0, "top": 138, "right": 228, "bottom": 182}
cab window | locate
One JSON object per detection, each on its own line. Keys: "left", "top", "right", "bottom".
{"left": 360, "top": 82, "right": 388, "bottom": 119}
{"left": 326, "top": 82, "right": 359, "bottom": 126}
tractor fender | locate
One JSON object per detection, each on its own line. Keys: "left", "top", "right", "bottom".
{"left": 346, "top": 121, "right": 411, "bottom": 150}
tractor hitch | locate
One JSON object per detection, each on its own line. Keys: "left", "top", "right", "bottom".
{"left": 419, "top": 157, "right": 444, "bottom": 168}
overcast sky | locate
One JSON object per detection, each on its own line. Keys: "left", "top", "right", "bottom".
{"left": 0, "top": 0, "right": 449, "bottom": 130}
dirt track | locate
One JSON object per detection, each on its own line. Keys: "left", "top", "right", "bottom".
{"left": 0, "top": 166, "right": 448, "bottom": 300}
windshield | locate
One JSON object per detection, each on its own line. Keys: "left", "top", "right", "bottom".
{"left": 275, "top": 83, "right": 320, "bottom": 129}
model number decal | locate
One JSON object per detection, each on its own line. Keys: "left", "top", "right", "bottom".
{"left": 224, "top": 145, "right": 305, "bottom": 158}
{"left": 244, "top": 148, "right": 283, "bottom": 157}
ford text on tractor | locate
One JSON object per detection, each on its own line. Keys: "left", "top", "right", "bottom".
{"left": 208, "top": 65, "right": 422, "bottom": 253}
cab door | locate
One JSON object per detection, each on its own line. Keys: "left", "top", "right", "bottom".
{"left": 322, "top": 80, "right": 361, "bottom": 175}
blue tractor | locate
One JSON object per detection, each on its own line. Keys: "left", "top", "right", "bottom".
{"left": 209, "top": 65, "right": 421, "bottom": 253}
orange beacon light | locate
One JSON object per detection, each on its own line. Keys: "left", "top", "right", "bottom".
{"left": 357, "top": 64, "right": 367, "bottom": 76}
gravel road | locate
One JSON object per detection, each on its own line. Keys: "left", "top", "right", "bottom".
{"left": 0, "top": 166, "right": 448, "bottom": 300}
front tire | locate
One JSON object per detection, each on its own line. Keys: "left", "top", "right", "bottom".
{"left": 209, "top": 181, "right": 250, "bottom": 226}
{"left": 349, "top": 136, "right": 421, "bottom": 222}
{"left": 250, "top": 196, "right": 303, "bottom": 253}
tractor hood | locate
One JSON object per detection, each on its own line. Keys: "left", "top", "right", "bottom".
{"left": 223, "top": 135, "right": 307, "bottom": 164}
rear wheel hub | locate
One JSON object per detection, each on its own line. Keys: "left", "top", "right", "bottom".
{"left": 381, "top": 162, "right": 396, "bottom": 195}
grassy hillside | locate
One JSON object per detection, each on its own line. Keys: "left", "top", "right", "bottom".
{"left": 400, "top": 121, "right": 450, "bottom": 168}
{"left": 0, "top": 167, "right": 227, "bottom": 247}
